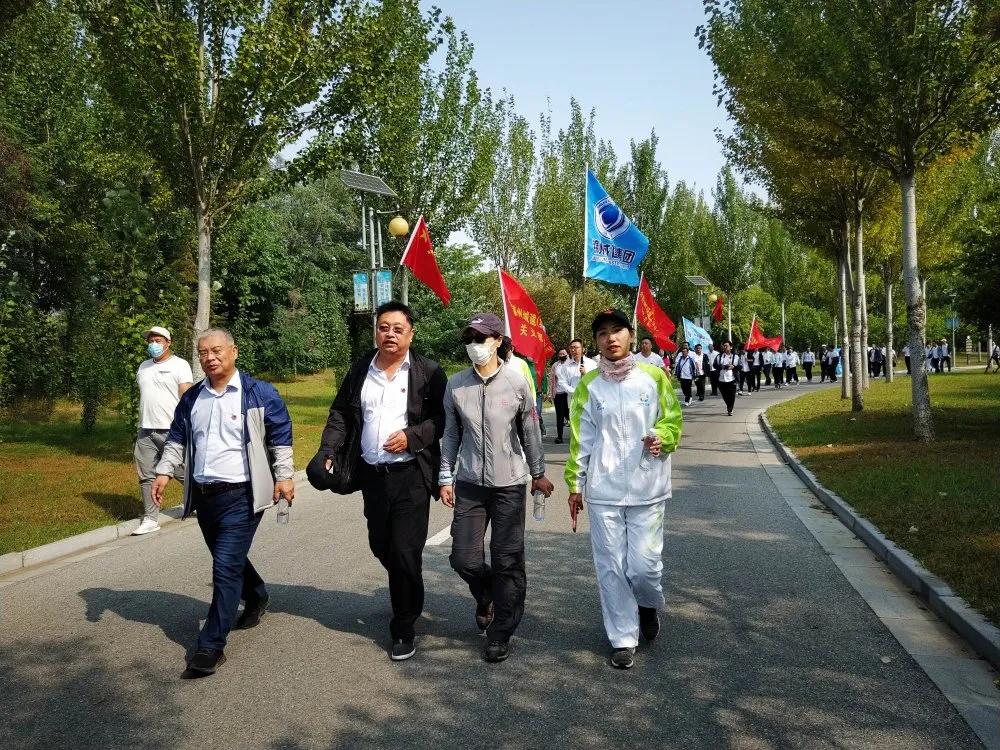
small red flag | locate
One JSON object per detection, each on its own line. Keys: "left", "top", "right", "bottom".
{"left": 400, "top": 216, "right": 450, "bottom": 306}
{"left": 746, "top": 316, "right": 783, "bottom": 351}
{"left": 712, "top": 295, "right": 724, "bottom": 323}
{"left": 499, "top": 269, "right": 555, "bottom": 388}
{"left": 635, "top": 275, "right": 677, "bottom": 354}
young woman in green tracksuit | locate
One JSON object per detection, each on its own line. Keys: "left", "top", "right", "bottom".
{"left": 565, "top": 308, "right": 683, "bottom": 670}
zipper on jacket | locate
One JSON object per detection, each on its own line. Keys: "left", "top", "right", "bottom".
{"left": 481, "top": 380, "right": 487, "bottom": 485}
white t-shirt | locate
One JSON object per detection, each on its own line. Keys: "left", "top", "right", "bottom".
{"left": 137, "top": 355, "right": 194, "bottom": 430}
{"left": 554, "top": 356, "right": 597, "bottom": 394}
{"left": 717, "top": 353, "right": 736, "bottom": 383}
{"left": 903, "top": 345, "right": 910, "bottom": 357}
{"left": 803, "top": 351, "right": 815, "bottom": 364}
{"left": 786, "top": 352, "right": 799, "bottom": 367}
{"left": 636, "top": 351, "right": 665, "bottom": 368}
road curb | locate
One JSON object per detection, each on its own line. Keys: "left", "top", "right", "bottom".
{"left": 0, "top": 469, "right": 309, "bottom": 576}
{"left": 759, "top": 412, "right": 1000, "bottom": 671}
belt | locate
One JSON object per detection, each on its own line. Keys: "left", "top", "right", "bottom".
{"left": 194, "top": 480, "right": 250, "bottom": 497}
{"left": 364, "top": 460, "right": 416, "bottom": 475}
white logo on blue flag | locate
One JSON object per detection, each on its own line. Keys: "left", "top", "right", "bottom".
{"left": 683, "top": 317, "right": 713, "bottom": 351}
{"left": 585, "top": 169, "right": 648, "bottom": 287}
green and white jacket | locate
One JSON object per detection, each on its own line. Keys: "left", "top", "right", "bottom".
{"left": 565, "top": 362, "right": 682, "bottom": 506}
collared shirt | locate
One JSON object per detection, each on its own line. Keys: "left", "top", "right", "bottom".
{"left": 360, "top": 352, "right": 412, "bottom": 466}
{"left": 803, "top": 351, "right": 816, "bottom": 363}
{"left": 636, "top": 351, "right": 664, "bottom": 368}
{"left": 554, "top": 356, "right": 597, "bottom": 394}
{"left": 717, "top": 353, "right": 736, "bottom": 383}
{"left": 190, "top": 369, "right": 249, "bottom": 483}
{"left": 763, "top": 350, "right": 774, "bottom": 365}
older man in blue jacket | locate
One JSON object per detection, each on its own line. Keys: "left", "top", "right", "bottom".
{"left": 152, "top": 328, "right": 294, "bottom": 678}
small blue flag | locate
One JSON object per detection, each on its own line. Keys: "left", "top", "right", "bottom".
{"left": 584, "top": 169, "right": 648, "bottom": 287}
{"left": 682, "top": 317, "right": 714, "bottom": 351}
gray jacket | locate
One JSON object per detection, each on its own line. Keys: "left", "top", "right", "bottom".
{"left": 440, "top": 362, "right": 545, "bottom": 487}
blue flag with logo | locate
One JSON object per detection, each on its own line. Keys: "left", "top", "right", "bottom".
{"left": 682, "top": 317, "right": 713, "bottom": 351}
{"left": 584, "top": 169, "right": 649, "bottom": 287}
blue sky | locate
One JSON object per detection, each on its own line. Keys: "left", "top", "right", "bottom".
{"left": 430, "top": 0, "right": 730, "bottom": 199}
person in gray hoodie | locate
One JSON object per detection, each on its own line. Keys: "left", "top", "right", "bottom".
{"left": 439, "top": 312, "right": 554, "bottom": 663}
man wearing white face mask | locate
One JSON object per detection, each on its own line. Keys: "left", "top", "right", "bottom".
{"left": 133, "top": 326, "right": 193, "bottom": 534}
{"left": 440, "top": 312, "right": 554, "bottom": 663}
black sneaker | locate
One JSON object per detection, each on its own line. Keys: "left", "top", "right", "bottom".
{"left": 554, "top": 437, "right": 563, "bottom": 444}
{"left": 639, "top": 606, "right": 660, "bottom": 642}
{"left": 235, "top": 594, "right": 269, "bottom": 630}
{"left": 475, "top": 600, "right": 495, "bottom": 633}
{"left": 484, "top": 640, "right": 510, "bottom": 663}
{"left": 390, "top": 639, "right": 415, "bottom": 661}
{"left": 181, "top": 648, "right": 226, "bottom": 678}
{"left": 609, "top": 647, "right": 635, "bottom": 669}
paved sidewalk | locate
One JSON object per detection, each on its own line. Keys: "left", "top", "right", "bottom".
{"left": 0, "top": 382, "right": 987, "bottom": 749}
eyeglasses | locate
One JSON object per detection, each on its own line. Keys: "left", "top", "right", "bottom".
{"left": 197, "top": 346, "right": 231, "bottom": 359}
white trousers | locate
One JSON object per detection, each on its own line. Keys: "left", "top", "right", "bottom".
{"left": 587, "top": 501, "right": 666, "bottom": 648}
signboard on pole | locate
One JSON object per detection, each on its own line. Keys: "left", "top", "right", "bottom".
{"left": 353, "top": 271, "right": 371, "bottom": 313}
{"left": 946, "top": 315, "right": 960, "bottom": 331}
{"left": 375, "top": 269, "right": 393, "bottom": 307}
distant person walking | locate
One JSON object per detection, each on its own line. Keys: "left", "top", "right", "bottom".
{"left": 674, "top": 342, "right": 697, "bottom": 406}
{"left": 694, "top": 343, "right": 709, "bottom": 402}
{"left": 802, "top": 347, "right": 816, "bottom": 382}
{"left": 152, "top": 328, "right": 294, "bottom": 678}
{"left": 903, "top": 343, "right": 911, "bottom": 375}
{"left": 715, "top": 341, "right": 738, "bottom": 417}
{"left": 133, "top": 326, "right": 192, "bottom": 535}
{"left": 552, "top": 340, "right": 597, "bottom": 444}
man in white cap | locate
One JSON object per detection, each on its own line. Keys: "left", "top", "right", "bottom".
{"left": 133, "top": 326, "right": 193, "bottom": 534}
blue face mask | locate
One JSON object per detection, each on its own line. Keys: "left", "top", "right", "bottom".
{"left": 147, "top": 342, "right": 165, "bottom": 359}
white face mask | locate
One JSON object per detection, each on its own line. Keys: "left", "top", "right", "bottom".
{"left": 466, "top": 341, "right": 495, "bottom": 365}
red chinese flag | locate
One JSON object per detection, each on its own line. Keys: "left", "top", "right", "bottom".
{"left": 400, "top": 215, "right": 450, "bottom": 306}
{"left": 712, "top": 295, "right": 725, "bottom": 323}
{"left": 745, "top": 317, "right": 783, "bottom": 351}
{"left": 498, "top": 269, "right": 555, "bottom": 388}
{"left": 635, "top": 275, "right": 678, "bottom": 353}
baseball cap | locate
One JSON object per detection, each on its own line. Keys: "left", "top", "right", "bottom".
{"left": 142, "top": 326, "right": 171, "bottom": 342}
{"left": 591, "top": 308, "right": 633, "bottom": 335}
{"left": 464, "top": 313, "right": 504, "bottom": 338}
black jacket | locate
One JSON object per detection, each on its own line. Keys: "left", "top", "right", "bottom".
{"left": 319, "top": 349, "right": 447, "bottom": 498}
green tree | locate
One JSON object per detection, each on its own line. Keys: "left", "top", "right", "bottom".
{"left": 80, "top": 0, "right": 375, "bottom": 377}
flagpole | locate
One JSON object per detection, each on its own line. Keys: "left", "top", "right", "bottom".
{"left": 746, "top": 313, "right": 756, "bottom": 350}
{"left": 632, "top": 272, "right": 642, "bottom": 352}
{"left": 498, "top": 267, "right": 511, "bottom": 338}
{"left": 727, "top": 297, "right": 733, "bottom": 343}
{"left": 574, "top": 162, "right": 589, "bottom": 342}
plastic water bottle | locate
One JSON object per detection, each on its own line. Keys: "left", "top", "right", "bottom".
{"left": 639, "top": 430, "right": 657, "bottom": 471}
{"left": 532, "top": 489, "right": 545, "bottom": 522}
{"left": 276, "top": 495, "right": 290, "bottom": 525}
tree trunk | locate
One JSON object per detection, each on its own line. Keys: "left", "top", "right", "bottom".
{"left": 856, "top": 205, "right": 869, "bottom": 389}
{"left": 570, "top": 291, "right": 576, "bottom": 341}
{"left": 900, "top": 172, "right": 934, "bottom": 440}
{"left": 885, "top": 280, "right": 894, "bottom": 383}
{"left": 838, "top": 247, "right": 850, "bottom": 401}
{"left": 781, "top": 300, "right": 786, "bottom": 341}
{"left": 845, "top": 233, "right": 864, "bottom": 411}
{"left": 192, "top": 204, "right": 212, "bottom": 380}
{"left": 727, "top": 297, "right": 733, "bottom": 344}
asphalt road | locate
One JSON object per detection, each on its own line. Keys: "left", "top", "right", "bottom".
{"left": 0, "top": 380, "right": 982, "bottom": 749}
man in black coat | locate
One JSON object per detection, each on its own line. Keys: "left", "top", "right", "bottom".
{"left": 316, "top": 301, "right": 447, "bottom": 662}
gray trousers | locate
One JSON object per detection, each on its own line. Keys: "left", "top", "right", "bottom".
{"left": 134, "top": 429, "right": 184, "bottom": 520}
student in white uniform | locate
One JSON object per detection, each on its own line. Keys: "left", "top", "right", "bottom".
{"left": 552, "top": 340, "right": 597, "bottom": 443}
{"left": 714, "top": 341, "right": 738, "bottom": 416}
{"left": 784, "top": 347, "right": 799, "bottom": 384}
{"left": 674, "top": 342, "right": 697, "bottom": 406}
{"left": 802, "top": 347, "right": 816, "bottom": 382}
{"left": 566, "top": 309, "right": 682, "bottom": 670}
{"left": 707, "top": 344, "right": 720, "bottom": 396}
{"left": 903, "top": 343, "right": 911, "bottom": 374}
{"left": 771, "top": 347, "right": 785, "bottom": 389}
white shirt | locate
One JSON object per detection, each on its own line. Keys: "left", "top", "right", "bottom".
{"left": 360, "top": 352, "right": 412, "bottom": 465}
{"left": 190, "top": 369, "right": 249, "bottom": 483}
{"left": 773, "top": 352, "right": 785, "bottom": 367}
{"left": 717, "top": 353, "right": 736, "bottom": 383}
{"left": 707, "top": 349, "right": 719, "bottom": 366}
{"left": 675, "top": 353, "right": 697, "bottom": 379}
{"left": 636, "top": 351, "right": 665, "bottom": 368}
{"left": 803, "top": 351, "right": 815, "bottom": 364}
{"left": 554, "top": 356, "right": 597, "bottom": 394}
{"left": 786, "top": 351, "right": 799, "bottom": 367}
{"left": 136, "top": 355, "right": 193, "bottom": 430}
{"left": 903, "top": 345, "right": 910, "bottom": 356}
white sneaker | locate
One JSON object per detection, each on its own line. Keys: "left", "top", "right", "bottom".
{"left": 132, "top": 517, "right": 161, "bottom": 535}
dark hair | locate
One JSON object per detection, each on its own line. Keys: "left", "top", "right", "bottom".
{"left": 640, "top": 336, "right": 653, "bottom": 344}
{"left": 569, "top": 338, "right": 583, "bottom": 347}
{"left": 375, "top": 300, "right": 415, "bottom": 326}
{"left": 498, "top": 337, "right": 512, "bottom": 360}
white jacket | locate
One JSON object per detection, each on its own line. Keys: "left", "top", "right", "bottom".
{"left": 565, "top": 363, "right": 683, "bottom": 506}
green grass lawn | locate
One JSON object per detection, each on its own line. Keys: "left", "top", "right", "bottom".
{"left": 768, "top": 372, "right": 1000, "bottom": 624}
{"left": 0, "top": 370, "right": 339, "bottom": 555}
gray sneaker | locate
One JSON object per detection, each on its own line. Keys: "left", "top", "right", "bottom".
{"left": 610, "top": 647, "right": 635, "bottom": 669}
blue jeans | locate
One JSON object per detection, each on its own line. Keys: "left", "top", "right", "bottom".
{"left": 194, "top": 485, "right": 266, "bottom": 650}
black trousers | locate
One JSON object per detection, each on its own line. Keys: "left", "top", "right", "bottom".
{"left": 905, "top": 356, "right": 911, "bottom": 374}
{"left": 449, "top": 481, "right": 526, "bottom": 643}
{"left": 763, "top": 363, "right": 772, "bottom": 385}
{"left": 750, "top": 365, "right": 761, "bottom": 391}
{"left": 944, "top": 355, "right": 952, "bottom": 372}
{"left": 695, "top": 375, "right": 706, "bottom": 400}
{"left": 554, "top": 393, "right": 570, "bottom": 439}
{"left": 786, "top": 366, "right": 798, "bottom": 383}
{"left": 360, "top": 461, "right": 430, "bottom": 641}
{"left": 680, "top": 378, "right": 693, "bottom": 402}
{"left": 804, "top": 363, "right": 813, "bottom": 381}
{"left": 709, "top": 370, "right": 719, "bottom": 395}
{"left": 772, "top": 367, "right": 783, "bottom": 387}
{"left": 829, "top": 358, "right": 839, "bottom": 382}
{"left": 719, "top": 381, "right": 737, "bottom": 413}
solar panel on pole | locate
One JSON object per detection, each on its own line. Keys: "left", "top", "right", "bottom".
{"left": 339, "top": 170, "right": 398, "bottom": 198}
